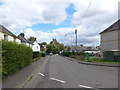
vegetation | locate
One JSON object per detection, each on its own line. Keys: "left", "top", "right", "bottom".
{"left": 33, "top": 52, "right": 42, "bottom": 59}
{"left": 39, "top": 42, "right": 47, "bottom": 51}
{"left": 2, "top": 41, "right": 33, "bottom": 78}
{"left": 60, "top": 51, "right": 120, "bottom": 64}
{"left": 28, "top": 36, "right": 36, "bottom": 42}
{"left": 85, "top": 57, "right": 120, "bottom": 64}
{"left": 46, "top": 39, "right": 65, "bottom": 54}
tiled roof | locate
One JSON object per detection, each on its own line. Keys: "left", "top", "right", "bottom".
{"left": 18, "top": 35, "right": 33, "bottom": 44}
{"left": 100, "top": 19, "right": 120, "bottom": 34}
{"left": 0, "top": 25, "right": 16, "bottom": 37}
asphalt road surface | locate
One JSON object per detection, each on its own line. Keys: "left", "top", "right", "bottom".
{"left": 24, "top": 55, "right": 118, "bottom": 89}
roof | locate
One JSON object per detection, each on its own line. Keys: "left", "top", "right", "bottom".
{"left": 0, "top": 25, "right": 17, "bottom": 37}
{"left": 71, "top": 46, "right": 93, "bottom": 51}
{"left": 18, "top": 35, "right": 33, "bottom": 44}
{"left": 100, "top": 19, "right": 120, "bottom": 34}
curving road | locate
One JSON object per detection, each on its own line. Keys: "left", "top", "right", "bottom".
{"left": 24, "top": 55, "right": 119, "bottom": 89}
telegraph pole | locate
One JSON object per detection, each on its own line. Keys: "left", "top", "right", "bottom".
{"left": 75, "top": 29, "right": 77, "bottom": 58}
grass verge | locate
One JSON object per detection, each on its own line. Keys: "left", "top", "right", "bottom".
{"left": 69, "top": 55, "right": 120, "bottom": 64}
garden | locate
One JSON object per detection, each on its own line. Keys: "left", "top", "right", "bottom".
{"left": 60, "top": 51, "right": 120, "bottom": 64}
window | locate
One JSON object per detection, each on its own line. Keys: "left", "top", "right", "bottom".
{"left": 14, "top": 38, "right": 16, "bottom": 42}
{"left": 4, "top": 34, "right": 8, "bottom": 40}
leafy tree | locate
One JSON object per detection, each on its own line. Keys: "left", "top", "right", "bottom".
{"left": 39, "top": 42, "right": 47, "bottom": 51}
{"left": 46, "top": 39, "right": 65, "bottom": 54}
{"left": 28, "top": 36, "right": 36, "bottom": 42}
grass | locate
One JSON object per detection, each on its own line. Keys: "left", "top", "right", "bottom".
{"left": 69, "top": 55, "right": 120, "bottom": 64}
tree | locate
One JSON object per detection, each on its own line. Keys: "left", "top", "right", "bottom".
{"left": 39, "top": 42, "right": 47, "bottom": 51}
{"left": 28, "top": 36, "right": 36, "bottom": 42}
{"left": 46, "top": 39, "right": 65, "bottom": 54}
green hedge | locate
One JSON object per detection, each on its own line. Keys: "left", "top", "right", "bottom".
{"left": 2, "top": 41, "right": 33, "bottom": 77}
{"left": 61, "top": 52, "right": 71, "bottom": 57}
{"left": 41, "top": 53, "right": 46, "bottom": 57}
{"left": 33, "top": 52, "right": 42, "bottom": 59}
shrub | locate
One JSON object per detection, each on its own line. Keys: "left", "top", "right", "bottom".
{"left": 2, "top": 41, "right": 33, "bottom": 77}
{"left": 61, "top": 52, "right": 70, "bottom": 57}
{"left": 41, "top": 53, "right": 45, "bottom": 57}
{"left": 33, "top": 52, "right": 41, "bottom": 59}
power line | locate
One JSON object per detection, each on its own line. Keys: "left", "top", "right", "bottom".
{"left": 77, "top": 0, "right": 93, "bottom": 27}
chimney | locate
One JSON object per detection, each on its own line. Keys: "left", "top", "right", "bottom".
{"left": 20, "top": 33, "right": 25, "bottom": 37}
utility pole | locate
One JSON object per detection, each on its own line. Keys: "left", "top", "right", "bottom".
{"left": 75, "top": 29, "right": 77, "bottom": 59}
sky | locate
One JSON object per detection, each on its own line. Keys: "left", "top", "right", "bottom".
{"left": 0, "top": 0, "right": 119, "bottom": 46}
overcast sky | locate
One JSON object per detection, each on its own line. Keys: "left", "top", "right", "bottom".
{"left": 0, "top": 0, "right": 119, "bottom": 46}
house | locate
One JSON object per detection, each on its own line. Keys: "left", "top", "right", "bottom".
{"left": 71, "top": 46, "right": 93, "bottom": 52}
{"left": 0, "top": 25, "right": 21, "bottom": 43}
{"left": 31, "top": 41, "right": 40, "bottom": 52}
{"left": 100, "top": 19, "right": 120, "bottom": 61}
{"left": 18, "top": 33, "right": 33, "bottom": 47}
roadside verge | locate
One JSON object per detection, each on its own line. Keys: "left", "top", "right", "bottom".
{"left": 63, "top": 56, "right": 120, "bottom": 67}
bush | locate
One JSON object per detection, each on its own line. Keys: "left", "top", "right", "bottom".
{"left": 2, "top": 41, "right": 33, "bottom": 77}
{"left": 33, "top": 52, "right": 41, "bottom": 59}
{"left": 61, "top": 52, "right": 71, "bottom": 57}
{"left": 41, "top": 53, "right": 45, "bottom": 57}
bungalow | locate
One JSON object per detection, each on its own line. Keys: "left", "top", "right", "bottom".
{"left": 71, "top": 46, "right": 93, "bottom": 52}
{"left": 18, "top": 33, "right": 33, "bottom": 47}
{"left": 100, "top": 19, "right": 120, "bottom": 61}
{"left": 0, "top": 25, "right": 21, "bottom": 43}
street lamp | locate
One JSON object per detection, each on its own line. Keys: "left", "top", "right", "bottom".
{"left": 65, "top": 34, "right": 73, "bottom": 47}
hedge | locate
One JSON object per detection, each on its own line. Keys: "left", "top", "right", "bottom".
{"left": 33, "top": 52, "right": 42, "bottom": 59}
{"left": 2, "top": 41, "right": 33, "bottom": 77}
{"left": 41, "top": 53, "right": 46, "bottom": 57}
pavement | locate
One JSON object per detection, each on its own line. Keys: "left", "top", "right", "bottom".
{"left": 22, "top": 55, "right": 119, "bottom": 89}
{"left": 2, "top": 57, "right": 47, "bottom": 88}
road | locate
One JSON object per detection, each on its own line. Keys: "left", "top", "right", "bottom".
{"left": 24, "top": 55, "right": 118, "bottom": 89}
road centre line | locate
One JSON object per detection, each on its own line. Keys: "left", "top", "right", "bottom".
{"left": 78, "top": 85, "right": 94, "bottom": 89}
{"left": 50, "top": 78, "right": 66, "bottom": 83}
{"left": 38, "top": 73, "right": 45, "bottom": 77}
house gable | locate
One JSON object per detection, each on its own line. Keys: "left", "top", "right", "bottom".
{"left": 100, "top": 19, "right": 120, "bottom": 34}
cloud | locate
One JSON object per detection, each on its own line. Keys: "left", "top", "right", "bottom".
{"left": 53, "top": 26, "right": 100, "bottom": 46}
{"left": 0, "top": 0, "right": 119, "bottom": 46}
{"left": 21, "top": 27, "right": 100, "bottom": 46}
{"left": 72, "top": 0, "right": 119, "bottom": 27}
{"left": 22, "top": 28, "right": 57, "bottom": 44}
{"left": 0, "top": 0, "right": 69, "bottom": 31}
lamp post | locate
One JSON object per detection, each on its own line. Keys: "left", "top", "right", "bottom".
{"left": 65, "top": 34, "right": 73, "bottom": 47}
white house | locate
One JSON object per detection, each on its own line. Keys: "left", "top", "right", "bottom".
{"left": 18, "top": 33, "right": 33, "bottom": 47}
{"left": 100, "top": 19, "right": 120, "bottom": 61}
{"left": 31, "top": 41, "right": 40, "bottom": 52}
{"left": 0, "top": 25, "right": 21, "bottom": 43}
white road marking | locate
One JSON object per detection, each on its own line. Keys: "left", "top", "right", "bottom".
{"left": 50, "top": 78, "right": 66, "bottom": 83}
{"left": 38, "top": 73, "right": 45, "bottom": 77}
{"left": 78, "top": 85, "right": 94, "bottom": 89}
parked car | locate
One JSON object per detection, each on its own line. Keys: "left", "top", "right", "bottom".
{"left": 49, "top": 53, "right": 53, "bottom": 56}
